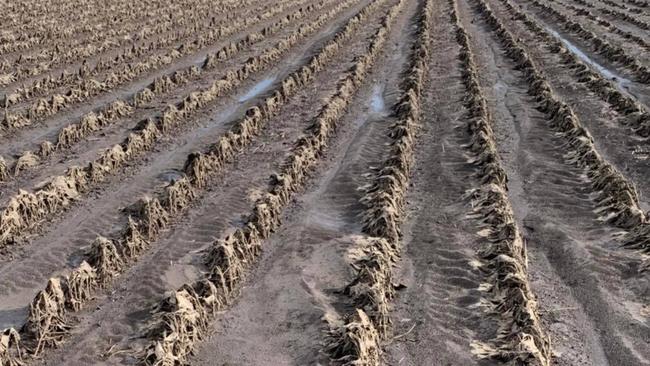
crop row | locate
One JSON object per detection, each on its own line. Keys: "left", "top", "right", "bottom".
{"left": 518, "top": 0, "right": 650, "bottom": 83}
{"left": 0, "top": 0, "right": 334, "bottom": 181}
{"left": 137, "top": 0, "right": 402, "bottom": 363}
{"left": 1, "top": 0, "right": 306, "bottom": 118}
{"left": 0, "top": 0, "right": 363, "bottom": 249}
{"left": 325, "top": 0, "right": 431, "bottom": 364}
{"left": 0, "top": 0, "right": 278, "bottom": 95}
{"left": 0, "top": 0, "right": 272, "bottom": 100}
{"left": 576, "top": 0, "right": 648, "bottom": 15}
{"left": 622, "top": 0, "right": 648, "bottom": 9}
{"left": 553, "top": 0, "right": 649, "bottom": 49}
{"left": 0, "top": 0, "right": 229, "bottom": 61}
{"left": 589, "top": 0, "right": 650, "bottom": 29}
{"left": 476, "top": 0, "right": 650, "bottom": 261}
{"left": 0, "top": 0, "right": 248, "bottom": 81}
{"left": 0, "top": 0, "right": 378, "bottom": 363}
{"left": 0, "top": 0, "right": 175, "bottom": 54}
{"left": 455, "top": 0, "right": 551, "bottom": 364}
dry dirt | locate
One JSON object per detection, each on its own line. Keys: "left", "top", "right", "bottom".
{"left": 0, "top": 0, "right": 648, "bottom": 365}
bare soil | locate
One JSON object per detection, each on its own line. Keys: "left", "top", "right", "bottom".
{"left": 1, "top": 0, "right": 648, "bottom": 365}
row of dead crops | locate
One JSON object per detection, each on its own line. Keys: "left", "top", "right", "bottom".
{"left": 0, "top": 0, "right": 386, "bottom": 363}
{"left": 0, "top": 0, "right": 246, "bottom": 83}
{"left": 596, "top": 0, "right": 647, "bottom": 12}
{"left": 0, "top": 0, "right": 173, "bottom": 54}
{"left": 324, "top": 0, "right": 431, "bottom": 364}
{"left": 133, "top": 0, "right": 404, "bottom": 364}
{"left": 0, "top": 0, "right": 230, "bottom": 67}
{"left": 0, "top": 0, "right": 269, "bottom": 62}
{"left": 0, "top": 0, "right": 334, "bottom": 181}
{"left": 517, "top": 0, "right": 650, "bottom": 83}
{"left": 0, "top": 0, "right": 363, "bottom": 250}
{"left": 490, "top": 0, "right": 650, "bottom": 134}
{"left": 0, "top": 0, "right": 278, "bottom": 91}
{"left": 0, "top": 0, "right": 312, "bottom": 122}
{"left": 475, "top": 0, "right": 650, "bottom": 260}
{"left": 453, "top": 0, "right": 552, "bottom": 364}
{"left": 551, "top": 0, "right": 649, "bottom": 49}
{"left": 0, "top": 0, "right": 277, "bottom": 101}
{"left": 584, "top": 0, "right": 650, "bottom": 29}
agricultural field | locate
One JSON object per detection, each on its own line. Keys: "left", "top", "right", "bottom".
{"left": 0, "top": 0, "right": 648, "bottom": 364}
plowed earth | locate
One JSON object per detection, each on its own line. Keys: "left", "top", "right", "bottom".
{"left": 0, "top": 0, "right": 648, "bottom": 365}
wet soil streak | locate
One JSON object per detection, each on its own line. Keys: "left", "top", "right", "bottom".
{"left": 490, "top": 0, "right": 650, "bottom": 138}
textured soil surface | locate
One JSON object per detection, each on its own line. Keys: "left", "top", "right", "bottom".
{"left": 0, "top": 0, "right": 648, "bottom": 365}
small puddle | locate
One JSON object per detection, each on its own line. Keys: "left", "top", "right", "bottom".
{"left": 370, "top": 85, "right": 386, "bottom": 114}
{"left": 158, "top": 169, "right": 184, "bottom": 183}
{"left": 546, "top": 27, "right": 631, "bottom": 90}
{"left": 0, "top": 306, "right": 27, "bottom": 329}
{"left": 238, "top": 77, "right": 276, "bottom": 103}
